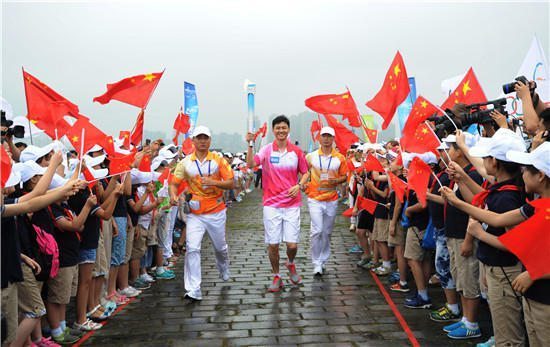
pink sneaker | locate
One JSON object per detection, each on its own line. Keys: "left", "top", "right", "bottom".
{"left": 285, "top": 262, "right": 302, "bottom": 285}
{"left": 267, "top": 275, "right": 284, "bottom": 292}
{"left": 107, "top": 292, "right": 129, "bottom": 306}
{"left": 35, "top": 337, "right": 61, "bottom": 347}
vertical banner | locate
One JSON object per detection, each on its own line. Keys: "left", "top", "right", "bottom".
{"left": 184, "top": 82, "right": 199, "bottom": 132}
{"left": 244, "top": 79, "right": 256, "bottom": 136}
{"left": 361, "top": 114, "right": 376, "bottom": 130}
{"left": 396, "top": 77, "right": 417, "bottom": 132}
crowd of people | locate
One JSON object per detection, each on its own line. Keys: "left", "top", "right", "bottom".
{"left": 1, "top": 78, "right": 549, "bottom": 347}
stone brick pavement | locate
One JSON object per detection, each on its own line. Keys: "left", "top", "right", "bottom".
{"left": 83, "top": 190, "right": 489, "bottom": 346}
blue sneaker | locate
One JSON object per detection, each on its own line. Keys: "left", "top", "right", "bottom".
{"left": 404, "top": 294, "right": 432, "bottom": 309}
{"left": 155, "top": 270, "right": 176, "bottom": 280}
{"left": 348, "top": 244, "right": 363, "bottom": 254}
{"left": 447, "top": 325, "right": 482, "bottom": 339}
{"left": 443, "top": 321, "right": 465, "bottom": 333}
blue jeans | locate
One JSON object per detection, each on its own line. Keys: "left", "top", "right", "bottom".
{"left": 435, "top": 227, "right": 455, "bottom": 290}
{"left": 78, "top": 248, "right": 97, "bottom": 264}
{"left": 111, "top": 217, "right": 127, "bottom": 266}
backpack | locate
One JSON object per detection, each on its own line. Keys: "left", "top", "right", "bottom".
{"left": 31, "top": 224, "right": 59, "bottom": 281}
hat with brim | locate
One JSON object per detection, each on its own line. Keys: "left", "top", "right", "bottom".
{"left": 192, "top": 126, "right": 211, "bottom": 138}
{"left": 19, "top": 161, "right": 47, "bottom": 183}
{"left": 506, "top": 142, "right": 550, "bottom": 177}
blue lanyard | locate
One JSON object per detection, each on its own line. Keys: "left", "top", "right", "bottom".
{"left": 319, "top": 154, "right": 332, "bottom": 172}
{"left": 195, "top": 160, "right": 211, "bottom": 177}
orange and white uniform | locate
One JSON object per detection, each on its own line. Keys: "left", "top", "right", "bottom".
{"left": 172, "top": 151, "right": 234, "bottom": 300}
{"left": 305, "top": 148, "right": 347, "bottom": 270}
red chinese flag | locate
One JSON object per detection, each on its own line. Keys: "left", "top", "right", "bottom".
{"left": 182, "top": 137, "right": 195, "bottom": 155}
{"left": 441, "top": 67, "right": 487, "bottom": 111}
{"left": 407, "top": 157, "right": 432, "bottom": 207}
{"left": 402, "top": 96, "right": 439, "bottom": 135}
{"left": 1, "top": 146, "right": 12, "bottom": 189}
{"left": 158, "top": 167, "right": 170, "bottom": 183}
{"left": 310, "top": 119, "right": 322, "bottom": 142}
{"left": 364, "top": 127, "right": 378, "bottom": 144}
{"left": 366, "top": 51, "right": 410, "bottom": 129}
{"left": 130, "top": 110, "right": 144, "bottom": 146}
{"left": 357, "top": 196, "right": 378, "bottom": 214}
{"left": 82, "top": 167, "right": 97, "bottom": 189}
{"left": 388, "top": 171, "right": 407, "bottom": 203}
{"left": 119, "top": 131, "right": 131, "bottom": 148}
{"left": 363, "top": 153, "right": 385, "bottom": 172}
{"left": 498, "top": 199, "right": 550, "bottom": 280}
{"left": 342, "top": 207, "right": 354, "bottom": 218}
{"left": 401, "top": 123, "right": 440, "bottom": 153}
{"left": 394, "top": 152, "right": 403, "bottom": 167}
{"left": 173, "top": 110, "right": 191, "bottom": 134}
{"left": 93, "top": 71, "right": 164, "bottom": 108}
{"left": 65, "top": 118, "right": 109, "bottom": 155}
{"left": 138, "top": 154, "right": 152, "bottom": 172}
{"left": 254, "top": 122, "right": 267, "bottom": 141}
{"left": 322, "top": 114, "right": 359, "bottom": 153}
{"left": 108, "top": 152, "right": 135, "bottom": 175}
{"left": 305, "top": 90, "right": 361, "bottom": 127}
{"left": 23, "top": 69, "right": 81, "bottom": 139}
{"left": 103, "top": 136, "right": 116, "bottom": 157}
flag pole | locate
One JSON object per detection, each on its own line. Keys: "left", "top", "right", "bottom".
{"left": 424, "top": 121, "right": 451, "bottom": 169}
{"left": 22, "top": 67, "right": 34, "bottom": 145}
{"left": 77, "top": 128, "right": 85, "bottom": 179}
{"left": 143, "top": 68, "right": 165, "bottom": 111}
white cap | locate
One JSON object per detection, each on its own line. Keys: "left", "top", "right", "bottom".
{"left": 443, "top": 132, "right": 479, "bottom": 148}
{"left": 192, "top": 126, "right": 211, "bottom": 138}
{"left": 130, "top": 168, "right": 152, "bottom": 185}
{"left": 19, "top": 161, "right": 47, "bottom": 183}
{"left": 4, "top": 169, "right": 21, "bottom": 188}
{"left": 49, "top": 174, "right": 68, "bottom": 190}
{"left": 84, "top": 154, "right": 106, "bottom": 168}
{"left": 151, "top": 156, "right": 168, "bottom": 171}
{"left": 506, "top": 142, "right": 550, "bottom": 177}
{"left": 159, "top": 145, "right": 178, "bottom": 159}
{"left": 437, "top": 142, "right": 450, "bottom": 150}
{"left": 402, "top": 152, "right": 438, "bottom": 168}
{"left": 320, "top": 126, "right": 335, "bottom": 136}
{"left": 469, "top": 129, "right": 526, "bottom": 161}
{"left": 19, "top": 144, "right": 54, "bottom": 163}
{"left": 223, "top": 152, "right": 233, "bottom": 158}
{"left": 86, "top": 144, "right": 104, "bottom": 154}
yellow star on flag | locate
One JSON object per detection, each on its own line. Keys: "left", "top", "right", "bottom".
{"left": 341, "top": 94, "right": 349, "bottom": 99}
{"left": 71, "top": 136, "right": 79, "bottom": 142}
{"left": 421, "top": 100, "right": 428, "bottom": 108}
{"left": 394, "top": 64, "right": 401, "bottom": 77}
{"left": 29, "top": 118, "right": 38, "bottom": 125}
{"left": 462, "top": 80, "right": 472, "bottom": 96}
{"left": 143, "top": 73, "right": 156, "bottom": 82}
{"left": 421, "top": 128, "right": 428, "bottom": 134}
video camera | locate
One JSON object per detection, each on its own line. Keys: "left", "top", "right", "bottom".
{"left": 427, "top": 110, "right": 460, "bottom": 139}
{"left": 461, "top": 98, "right": 508, "bottom": 128}
{"left": 1, "top": 110, "right": 25, "bottom": 139}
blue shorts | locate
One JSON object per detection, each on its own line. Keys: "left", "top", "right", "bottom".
{"left": 78, "top": 248, "right": 97, "bottom": 264}
{"left": 111, "top": 217, "right": 128, "bottom": 266}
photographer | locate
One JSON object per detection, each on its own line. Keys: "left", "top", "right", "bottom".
{"left": 1, "top": 111, "right": 22, "bottom": 162}
{"left": 514, "top": 79, "right": 547, "bottom": 135}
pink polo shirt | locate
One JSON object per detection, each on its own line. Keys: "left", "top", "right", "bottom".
{"left": 254, "top": 140, "right": 308, "bottom": 208}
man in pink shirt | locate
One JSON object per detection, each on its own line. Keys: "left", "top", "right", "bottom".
{"left": 246, "top": 115, "right": 309, "bottom": 292}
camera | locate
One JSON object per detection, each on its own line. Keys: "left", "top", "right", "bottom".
{"left": 427, "top": 110, "right": 459, "bottom": 138}
{"left": 461, "top": 98, "right": 508, "bottom": 130}
{"left": 1, "top": 110, "right": 25, "bottom": 139}
{"left": 502, "top": 76, "right": 537, "bottom": 94}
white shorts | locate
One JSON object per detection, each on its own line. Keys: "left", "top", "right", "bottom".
{"left": 263, "top": 206, "right": 301, "bottom": 244}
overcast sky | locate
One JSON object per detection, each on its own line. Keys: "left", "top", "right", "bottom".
{"left": 2, "top": 0, "right": 549, "bottom": 137}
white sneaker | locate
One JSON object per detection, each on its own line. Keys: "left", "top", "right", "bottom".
{"left": 74, "top": 319, "right": 102, "bottom": 331}
{"left": 140, "top": 273, "right": 155, "bottom": 283}
{"left": 245, "top": 189, "right": 252, "bottom": 193}
{"left": 184, "top": 291, "right": 202, "bottom": 301}
{"left": 118, "top": 286, "right": 141, "bottom": 298}
{"left": 313, "top": 265, "right": 323, "bottom": 276}
{"left": 220, "top": 269, "right": 231, "bottom": 282}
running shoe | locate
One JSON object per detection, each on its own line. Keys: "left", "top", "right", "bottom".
{"left": 429, "top": 305, "right": 461, "bottom": 322}
{"left": 389, "top": 282, "right": 410, "bottom": 293}
{"left": 35, "top": 336, "right": 63, "bottom": 347}
{"left": 132, "top": 278, "right": 151, "bottom": 290}
{"left": 447, "top": 325, "right": 482, "bottom": 339}
{"left": 313, "top": 265, "right": 323, "bottom": 276}
{"left": 118, "top": 286, "right": 141, "bottom": 298}
{"left": 348, "top": 244, "right": 363, "bottom": 254}
{"left": 404, "top": 294, "right": 432, "bottom": 309}
{"left": 285, "top": 262, "right": 302, "bottom": 285}
{"left": 360, "top": 260, "right": 380, "bottom": 270}
{"left": 267, "top": 275, "right": 284, "bottom": 292}
{"left": 73, "top": 319, "right": 102, "bottom": 332}
{"left": 155, "top": 270, "right": 176, "bottom": 280}
{"left": 373, "top": 266, "right": 392, "bottom": 276}
{"left": 52, "top": 329, "right": 80, "bottom": 345}
{"left": 443, "top": 321, "right": 465, "bottom": 333}
{"left": 219, "top": 268, "right": 231, "bottom": 282}
{"left": 476, "top": 336, "right": 495, "bottom": 347}
{"left": 140, "top": 273, "right": 156, "bottom": 283}
{"left": 184, "top": 291, "right": 202, "bottom": 301}
{"left": 356, "top": 258, "right": 371, "bottom": 267}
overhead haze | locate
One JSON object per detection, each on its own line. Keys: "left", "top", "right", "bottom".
{"left": 2, "top": 1, "right": 549, "bottom": 150}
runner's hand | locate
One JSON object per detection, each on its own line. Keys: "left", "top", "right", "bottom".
{"left": 245, "top": 132, "right": 255, "bottom": 143}
{"left": 287, "top": 184, "right": 300, "bottom": 198}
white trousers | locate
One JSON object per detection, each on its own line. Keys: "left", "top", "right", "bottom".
{"left": 307, "top": 198, "right": 338, "bottom": 267}
{"left": 157, "top": 213, "right": 172, "bottom": 260}
{"left": 184, "top": 210, "right": 229, "bottom": 296}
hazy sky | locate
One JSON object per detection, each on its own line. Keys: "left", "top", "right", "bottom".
{"left": 2, "top": 1, "right": 549, "bottom": 138}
